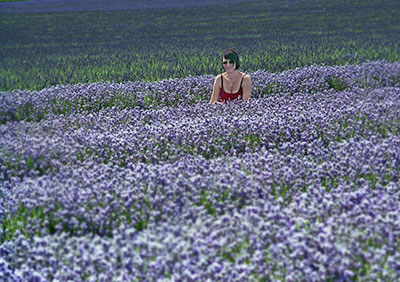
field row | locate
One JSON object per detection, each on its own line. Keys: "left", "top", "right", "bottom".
{"left": 1, "top": 60, "right": 399, "bottom": 124}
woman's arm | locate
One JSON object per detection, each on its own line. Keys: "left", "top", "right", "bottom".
{"left": 209, "top": 75, "right": 222, "bottom": 104}
{"left": 242, "top": 74, "right": 252, "bottom": 101}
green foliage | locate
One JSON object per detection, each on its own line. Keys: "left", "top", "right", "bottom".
{"left": 1, "top": 202, "right": 144, "bottom": 243}
{"left": 326, "top": 76, "right": 348, "bottom": 91}
{"left": 1, "top": 204, "right": 53, "bottom": 243}
{"left": 134, "top": 219, "right": 148, "bottom": 232}
{"left": 259, "top": 83, "right": 279, "bottom": 97}
{"left": 197, "top": 191, "right": 216, "bottom": 216}
{"left": 220, "top": 239, "right": 249, "bottom": 264}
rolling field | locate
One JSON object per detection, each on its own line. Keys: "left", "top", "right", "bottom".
{"left": 0, "top": 0, "right": 399, "bottom": 91}
{"left": 1, "top": 0, "right": 400, "bottom": 281}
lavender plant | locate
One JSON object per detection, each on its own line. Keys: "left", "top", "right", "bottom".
{"left": 1, "top": 62, "right": 400, "bottom": 281}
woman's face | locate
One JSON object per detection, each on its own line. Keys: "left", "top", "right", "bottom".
{"left": 222, "top": 58, "right": 236, "bottom": 72}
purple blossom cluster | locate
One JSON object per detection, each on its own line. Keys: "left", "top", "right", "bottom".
{"left": 1, "top": 61, "right": 400, "bottom": 281}
{"left": 1, "top": 84, "right": 399, "bottom": 181}
{"left": 1, "top": 60, "right": 399, "bottom": 123}
{"left": 1, "top": 177, "right": 400, "bottom": 280}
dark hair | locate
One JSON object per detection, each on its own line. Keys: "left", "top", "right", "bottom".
{"left": 222, "top": 49, "right": 240, "bottom": 70}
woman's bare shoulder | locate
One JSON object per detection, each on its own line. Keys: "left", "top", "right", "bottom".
{"left": 242, "top": 73, "right": 251, "bottom": 82}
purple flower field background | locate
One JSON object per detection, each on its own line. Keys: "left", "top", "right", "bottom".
{"left": 1, "top": 60, "right": 400, "bottom": 281}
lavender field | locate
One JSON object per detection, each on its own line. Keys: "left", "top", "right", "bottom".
{"left": 1, "top": 0, "right": 399, "bottom": 91}
{"left": 0, "top": 60, "right": 399, "bottom": 280}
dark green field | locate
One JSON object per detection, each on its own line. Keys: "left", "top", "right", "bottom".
{"left": 0, "top": 0, "right": 399, "bottom": 91}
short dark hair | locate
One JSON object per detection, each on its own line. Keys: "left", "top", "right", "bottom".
{"left": 222, "top": 49, "right": 240, "bottom": 70}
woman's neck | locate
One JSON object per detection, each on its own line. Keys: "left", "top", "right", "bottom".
{"left": 226, "top": 70, "right": 239, "bottom": 80}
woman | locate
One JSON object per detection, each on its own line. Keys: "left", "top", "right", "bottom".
{"left": 209, "top": 49, "right": 252, "bottom": 104}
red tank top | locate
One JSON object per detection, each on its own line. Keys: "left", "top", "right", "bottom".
{"left": 220, "top": 73, "right": 246, "bottom": 103}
